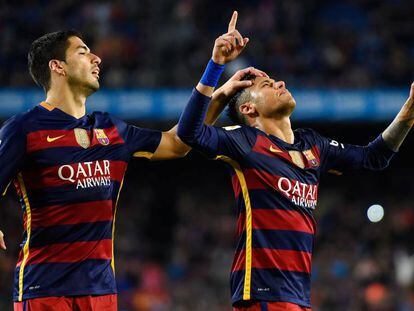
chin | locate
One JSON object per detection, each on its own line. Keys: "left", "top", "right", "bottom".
{"left": 86, "top": 81, "right": 100, "bottom": 93}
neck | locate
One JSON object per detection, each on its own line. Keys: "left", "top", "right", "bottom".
{"left": 45, "top": 83, "right": 87, "bottom": 119}
{"left": 254, "top": 116, "right": 294, "bottom": 144}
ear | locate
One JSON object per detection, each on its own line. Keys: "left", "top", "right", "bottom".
{"left": 239, "top": 102, "right": 258, "bottom": 118}
{"left": 49, "top": 60, "right": 66, "bottom": 76}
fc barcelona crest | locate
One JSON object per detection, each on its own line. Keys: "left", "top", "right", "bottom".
{"left": 303, "top": 149, "right": 319, "bottom": 167}
{"left": 74, "top": 128, "right": 90, "bottom": 149}
{"left": 94, "top": 129, "right": 110, "bottom": 146}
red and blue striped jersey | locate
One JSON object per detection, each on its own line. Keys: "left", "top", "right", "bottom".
{"left": 0, "top": 102, "right": 161, "bottom": 302}
{"left": 177, "top": 90, "right": 395, "bottom": 307}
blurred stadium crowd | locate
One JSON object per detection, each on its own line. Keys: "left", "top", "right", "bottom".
{"left": 0, "top": 0, "right": 414, "bottom": 89}
{"left": 1, "top": 0, "right": 414, "bottom": 310}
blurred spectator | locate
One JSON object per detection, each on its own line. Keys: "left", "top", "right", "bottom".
{"left": 0, "top": 0, "right": 413, "bottom": 89}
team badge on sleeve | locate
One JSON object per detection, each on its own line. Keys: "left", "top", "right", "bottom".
{"left": 74, "top": 128, "right": 90, "bottom": 149}
{"left": 94, "top": 129, "right": 110, "bottom": 146}
{"left": 303, "top": 149, "right": 319, "bottom": 167}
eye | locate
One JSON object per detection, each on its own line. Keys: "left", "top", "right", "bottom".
{"left": 79, "top": 52, "right": 86, "bottom": 55}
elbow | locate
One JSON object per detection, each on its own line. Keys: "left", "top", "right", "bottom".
{"left": 365, "top": 156, "right": 392, "bottom": 171}
{"left": 177, "top": 126, "right": 197, "bottom": 147}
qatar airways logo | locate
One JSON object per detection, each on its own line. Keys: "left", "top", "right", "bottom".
{"left": 58, "top": 160, "right": 111, "bottom": 189}
{"left": 276, "top": 177, "right": 318, "bottom": 209}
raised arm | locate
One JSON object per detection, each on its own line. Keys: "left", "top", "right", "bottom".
{"left": 382, "top": 82, "right": 414, "bottom": 151}
{"left": 151, "top": 11, "right": 250, "bottom": 160}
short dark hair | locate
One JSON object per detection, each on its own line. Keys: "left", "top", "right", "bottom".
{"left": 28, "top": 30, "right": 83, "bottom": 92}
{"left": 226, "top": 74, "right": 257, "bottom": 125}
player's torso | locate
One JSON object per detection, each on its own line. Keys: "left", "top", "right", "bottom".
{"left": 12, "top": 104, "right": 128, "bottom": 300}
{"left": 20, "top": 106, "right": 129, "bottom": 205}
{"left": 227, "top": 128, "right": 320, "bottom": 306}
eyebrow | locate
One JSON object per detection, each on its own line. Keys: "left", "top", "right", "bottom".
{"left": 259, "top": 78, "right": 271, "bottom": 87}
{"left": 76, "top": 45, "right": 90, "bottom": 52}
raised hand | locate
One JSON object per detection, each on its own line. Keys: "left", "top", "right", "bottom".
{"left": 382, "top": 82, "right": 414, "bottom": 151}
{"left": 212, "top": 11, "right": 249, "bottom": 65}
{"left": 213, "top": 67, "right": 268, "bottom": 102}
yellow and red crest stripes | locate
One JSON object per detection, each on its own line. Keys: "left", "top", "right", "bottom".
{"left": 74, "top": 128, "right": 90, "bottom": 149}
{"left": 94, "top": 129, "right": 110, "bottom": 146}
{"left": 303, "top": 149, "right": 319, "bottom": 167}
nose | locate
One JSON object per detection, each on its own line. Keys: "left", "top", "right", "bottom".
{"left": 91, "top": 53, "right": 102, "bottom": 66}
{"left": 275, "top": 81, "right": 285, "bottom": 90}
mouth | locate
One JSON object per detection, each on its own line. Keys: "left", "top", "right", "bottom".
{"left": 92, "top": 68, "right": 100, "bottom": 79}
{"left": 278, "top": 89, "right": 288, "bottom": 97}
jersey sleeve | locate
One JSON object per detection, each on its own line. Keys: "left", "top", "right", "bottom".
{"left": 188, "top": 125, "right": 256, "bottom": 159}
{"left": 111, "top": 116, "right": 162, "bottom": 159}
{"left": 0, "top": 117, "right": 26, "bottom": 195}
{"left": 314, "top": 131, "right": 396, "bottom": 174}
{"left": 177, "top": 89, "right": 256, "bottom": 160}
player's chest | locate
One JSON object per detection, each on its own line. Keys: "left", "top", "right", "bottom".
{"left": 248, "top": 136, "right": 321, "bottom": 182}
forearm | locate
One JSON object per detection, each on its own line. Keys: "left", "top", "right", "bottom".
{"left": 177, "top": 89, "right": 211, "bottom": 146}
{"left": 382, "top": 97, "right": 414, "bottom": 152}
{"left": 204, "top": 92, "right": 227, "bottom": 125}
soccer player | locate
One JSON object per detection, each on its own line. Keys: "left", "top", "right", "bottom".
{"left": 177, "top": 12, "right": 414, "bottom": 311}
{"left": 0, "top": 14, "right": 262, "bottom": 310}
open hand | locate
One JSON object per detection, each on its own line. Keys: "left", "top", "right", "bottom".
{"left": 212, "top": 11, "right": 249, "bottom": 65}
{"left": 213, "top": 67, "right": 268, "bottom": 103}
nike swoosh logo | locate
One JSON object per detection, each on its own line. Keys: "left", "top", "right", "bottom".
{"left": 47, "top": 135, "right": 65, "bottom": 143}
{"left": 270, "top": 145, "right": 282, "bottom": 153}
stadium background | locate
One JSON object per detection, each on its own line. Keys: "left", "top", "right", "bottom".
{"left": 1, "top": 1, "right": 414, "bottom": 310}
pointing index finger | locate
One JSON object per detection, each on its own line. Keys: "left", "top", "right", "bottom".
{"left": 228, "top": 11, "right": 238, "bottom": 32}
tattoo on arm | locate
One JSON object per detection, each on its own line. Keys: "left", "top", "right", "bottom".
{"left": 382, "top": 119, "right": 412, "bottom": 152}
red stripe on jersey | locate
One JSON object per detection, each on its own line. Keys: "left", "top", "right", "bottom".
{"left": 23, "top": 160, "right": 127, "bottom": 190}
{"left": 251, "top": 209, "right": 315, "bottom": 234}
{"left": 17, "top": 240, "right": 112, "bottom": 266}
{"left": 251, "top": 135, "right": 292, "bottom": 162}
{"left": 232, "top": 248, "right": 311, "bottom": 273}
{"left": 27, "top": 126, "right": 124, "bottom": 153}
{"left": 31, "top": 200, "right": 113, "bottom": 228}
{"left": 231, "top": 172, "right": 242, "bottom": 198}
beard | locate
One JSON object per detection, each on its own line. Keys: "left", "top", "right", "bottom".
{"left": 68, "top": 74, "right": 100, "bottom": 97}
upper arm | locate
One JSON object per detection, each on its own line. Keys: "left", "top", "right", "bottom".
{"left": 188, "top": 125, "right": 255, "bottom": 160}
{"left": 0, "top": 117, "right": 26, "bottom": 195}
{"left": 111, "top": 115, "right": 162, "bottom": 160}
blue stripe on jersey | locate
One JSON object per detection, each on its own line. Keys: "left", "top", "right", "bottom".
{"left": 27, "top": 182, "right": 121, "bottom": 208}
{"left": 230, "top": 268, "right": 311, "bottom": 307}
{"left": 237, "top": 230, "right": 313, "bottom": 253}
{"left": 29, "top": 221, "right": 112, "bottom": 248}
{"left": 25, "top": 145, "right": 129, "bottom": 169}
{"left": 13, "top": 259, "right": 116, "bottom": 301}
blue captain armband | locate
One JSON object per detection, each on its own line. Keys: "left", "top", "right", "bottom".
{"left": 200, "top": 59, "right": 225, "bottom": 87}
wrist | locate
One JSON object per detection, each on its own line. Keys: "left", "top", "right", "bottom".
{"left": 200, "top": 59, "right": 225, "bottom": 88}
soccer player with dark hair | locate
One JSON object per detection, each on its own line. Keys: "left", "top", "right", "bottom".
{"left": 178, "top": 12, "right": 414, "bottom": 311}
{"left": 0, "top": 18, "right": 264, "bottom": 310}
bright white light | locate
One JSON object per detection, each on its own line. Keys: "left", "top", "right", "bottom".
{"left": 367, "top": 204, "right": 384, "bottom": 223}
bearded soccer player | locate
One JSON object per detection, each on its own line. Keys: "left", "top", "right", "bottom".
{"left": 0, "top": 18, "right": 263, "bottom": 310}
{"left": 177, "top": 11, "right": 414, "bottom": 311}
